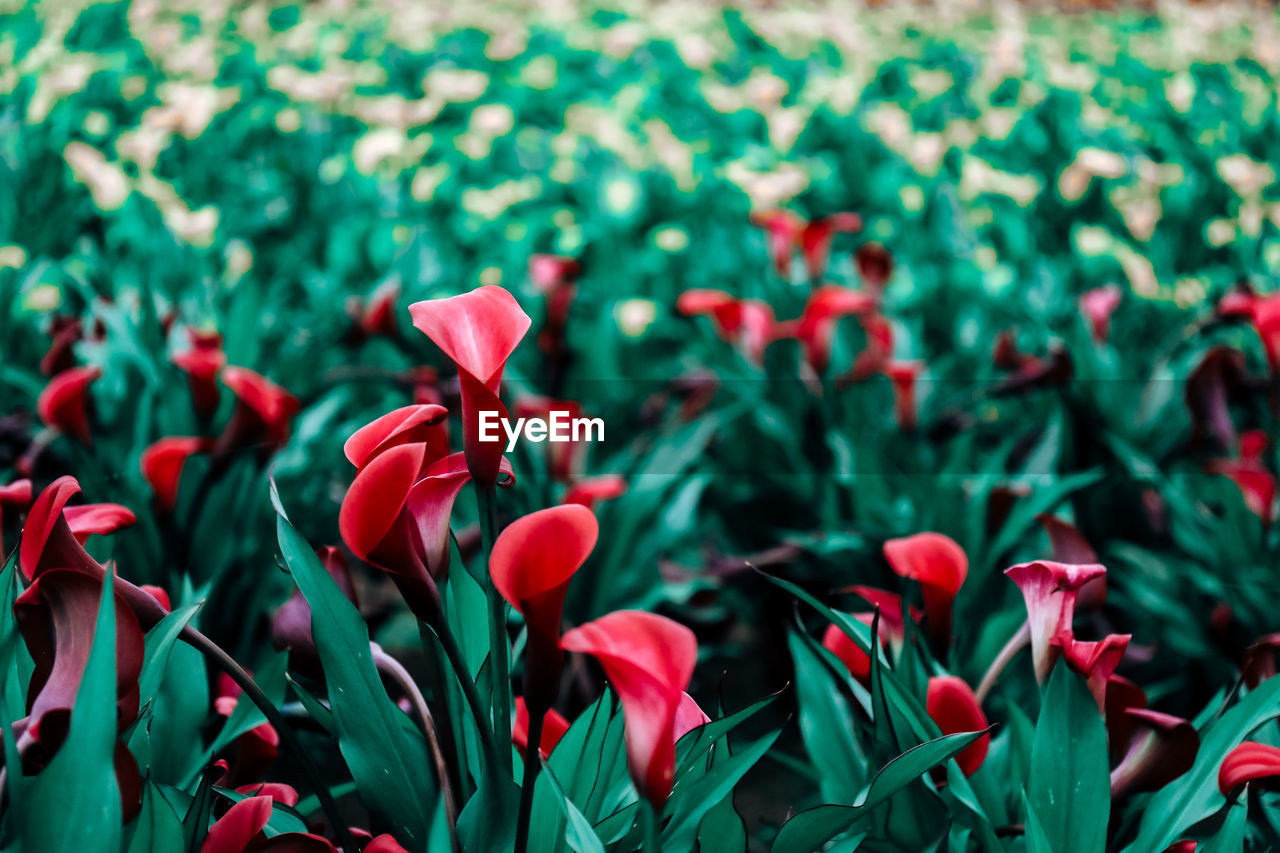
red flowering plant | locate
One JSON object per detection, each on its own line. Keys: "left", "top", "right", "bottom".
{"left": 11, "top": 17, "right": 1280, "bottom": 848}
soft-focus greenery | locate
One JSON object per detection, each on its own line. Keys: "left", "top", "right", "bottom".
{"left": 5, "top": 1, "right": 1280, "bottom": 849}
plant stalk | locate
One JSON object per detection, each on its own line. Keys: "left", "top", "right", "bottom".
{"left": 371, "top": 644, "right": 459, "bottom": 852}
{"left": 513, "top": 709, "right": 544, "bottom": 853}
{"left": 475, "top": 482, "right": 512, "bottom": 777}
{"left": 428, "top": 620, "right": 501, "bottom": 767}
{"left": 975, "top": 620, "right": 1031, "bottom": 704}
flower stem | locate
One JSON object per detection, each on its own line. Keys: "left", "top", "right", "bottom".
{"left": 975, "top": 620, "right": 1031, "bottom": 704}
{"left": 513, "top": 710, "right": 544, "bottom": 853}
{"left": 181, "top": 627, "right": 356, "bottom": 853}
{"left": 475, "top": 482, "right": 513, "bottom": 778}
{"left": 427, "top": 620, "right": 500, "bottom": 762}
{"left": 371, "top": 643, "right": 459, "bottom": 851}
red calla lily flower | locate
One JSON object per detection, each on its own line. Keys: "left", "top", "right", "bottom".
{"left": 1080, "top": 285, "right": 1122, "bottom": 343}
{"left": 0, "top": 478, "right": 32, "bottom": 555}
{"left": 65, "top": 502, "right": 136, "bottom": 543}
{"left": 855, "top": 243, "right": 894, "bottom": 295}
{"left": 37, "top": 365, "right": 101, "bottom": 444}
{"left": 491, "top": 504, "right": 598, "bottom": 714}
{"left": 340, "top": 414, "right": 512, "bottom": 623}
{"left": 749, "top": 210, "right": 802, "bottom": 277}
{"left": 1110, "top": 709, "right": 1198, "bottom": 798}
{"left": 792, "top": 285, "right": 876, "bottom": 374}
{"left": 883, "top": 533, "right": 967, "bottom": 647}
{"left": 141, "top": 584, "right": 171, "bottom": 611}
{"left": 925, "top": 676, "right": 989, "bottom": 777}
{"left": 202, "top": 795, "right": 337, "bottom": 852}
{"left": 1185, "top": 347, "right": 1246, "bottom": 451}
{"left": 847, "top": 313, "right": 894, "bottom": 382}
{"left": 822, "top": 620, "right": 877, "bottom": 684}
{"left": 1105, "top": 675, "right": 1148, "bottom": 761}
{"left": 560, "top": 610, "right": 697, "bottom": 808}
{"left": 1035, "top": 514, "right": 1106, "bottom": 609}
{"left": 343, "top": 404, "right": 449, "bottom": 471}
{"left": 674, "top": 691, "right": 711, "bottom": 738}
{"left": 1241, "top": 633, "right": 1280, "bottom": 688}
{"left": 141, "top": 437, "right": 213, "bottom": 515}
{"left": 513, "top": 696, "right": 571, "bottom": 760}
{"left": 1235, "top": 293, "right": 1280, "bottom": 373}
{"left": 409, "top": 286, "right": 532, "bottom": 487}
{"left": 15, "top": 569, "right": 145, "bottom": 743}
{"left": 885, "top": 361, "right": 923, "bottom": 431}
{"left": 530, "top": 254, "right": 580, "bottom": 358}
{"left": 1219, "top": 741, "right": 1280, "bottom": 795}
{"left": 798, "top": 213, "right": 863, "bottom": 280}
{"left": 1004, "top": 560, "right": 1108, "bottom": 684}
{"left": 346, "top": 279, "right": 401, "bottom": 343}
{"left": 217, "top": 367, "right": 299, "bottom": 458}
{"left": 20, "top": 477, "right": 169, "bottom": 628}
{"left": 234, "top": 783, "right": 300, "bottom": 807}
{"left": 41, "top": 315, "right": 83, "bottom": 377}
{"left": 562, "top": 475, "right": 627, "bottom": 512}
{"left": 1164, "top": 843, "right": 1196, "bottom": 853}
{"left": 676, "top": 290, "right": 777, "bottom": 366}
{"left": 1207, "top": 430, "right": 1276, "bottom": 523}
{"left": 821, "top": 588, "right": 918, "bottom": 685}
{"left": 340, "top": 441, "right": 439, "bottom": 622}
{"left": 215, "top": 673, "right": 280, "bottom": 787}
{"left": 748, "top": 210, "right": 861, "bottom": 278}
{"left": 364, "top": 835, "right": 410, "bottom": 853}
{"left": 172, "top": 329, "right": 226, "bottom": 419}
{"left": 1054, "top": 630, "right": 1130, "bottom": 710}
{"left": 13, "top": 569, "right": 145, "bottom": 820}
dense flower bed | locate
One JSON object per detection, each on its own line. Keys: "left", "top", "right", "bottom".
{"left": 4, "top": 1, "right": 1280, "bottom": 850}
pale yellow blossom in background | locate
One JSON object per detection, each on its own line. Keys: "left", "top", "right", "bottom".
{"left": 64, "top": 143, "right": 131, "bottom": 211}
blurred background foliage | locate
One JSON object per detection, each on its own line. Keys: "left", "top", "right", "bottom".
{"left": 4, "top": 0, "right": 1280, "bottom": 834}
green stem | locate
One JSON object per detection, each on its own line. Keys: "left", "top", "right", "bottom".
{"left": 428, "top": 619, "right": 502, "bottom": 783}
{"left": 475, "top": 483, "right": 513, "bottom": 778}
{"left": 371, "top": 644, "right": 459, "bottom": 852}
{"left": 640, "top": 799, "right": 660, "bottom": 852}
{"left": 181, "top": 628, "right": 356, "bottom": 853}
{"left": 513, "top": 710, "right": 544, "bottom": 853}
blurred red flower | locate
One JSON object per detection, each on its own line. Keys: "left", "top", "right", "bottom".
{"left": 216, "top": 367, "right": 299, "bottom": 458}
{"left": 140, "top": 437, "right": 212, "bottom": 516}
{"left": 37, "top": 365, "right": 100, "bottom": 444}
{"left": 513, "top": 696, "right": 571, "bottom": 760}
{"left": 925, "top": 675, "right": 989, "bottom": 777}
{"left": 883, "top": 532, "right": 967, "bottom": 647}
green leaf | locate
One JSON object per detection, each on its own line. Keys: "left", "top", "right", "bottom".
{"left": 663, "top": 731, "right": 778, "bottom": 848}
{"left": 125, "top": 783, "right": 184, "bottom": 853}
{"left": 17, "top": 568, "right": 122, "bottom": 853}
{"left": 273, "top": 492, "right": 437, "bottom": 850}
{"left": 1022, "top": 791, "right": 1053, "bottom": 853}
{"left": 1126, "top": 674, "right": 1280, "bottom": 853}
{"left": 136, "top": 604, "right": 200, "bottom": 711}
{"left": 1027, "top": 664, "right": 1109, "bottom": 853}
{"left": 770, "top": 730, "right": 990, "bottom": 852}
{"left": 788, "top": 630, "right": 866, "bottom": 803}
{"left": 541, "top": 763, "right": 607, "bottom": 853}
{"left": 1201, "top": 800, "right": 1246, "bottom": 853}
